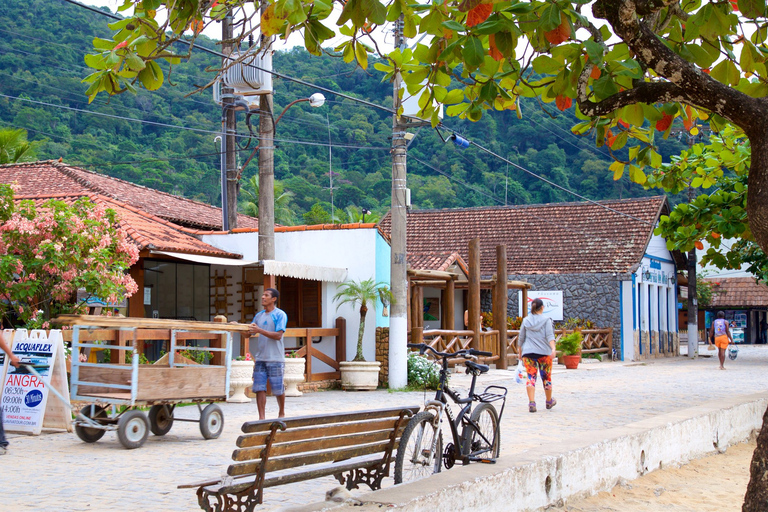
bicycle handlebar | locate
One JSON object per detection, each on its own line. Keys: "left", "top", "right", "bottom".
{"left": 407, "top": 343, "right": 492, "bottom": 359}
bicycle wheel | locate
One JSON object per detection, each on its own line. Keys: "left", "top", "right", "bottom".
{"left": 394, "top": 411, "right": 443, "bottom": 484}
{"left": 466, "top": 403, "right": 500, "bottom": 460}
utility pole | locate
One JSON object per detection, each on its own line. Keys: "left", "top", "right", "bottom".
{"left": 221, "top": 12, "right": 238, "bottom": 230}
{"left": 257, "top": 26, "right": 275, "bottom": 260}
{"left": 388, "top": 17, "right": 408, "bottom": 389}
{"left": 687, "top": 186, "right": 698, "bottom": 358}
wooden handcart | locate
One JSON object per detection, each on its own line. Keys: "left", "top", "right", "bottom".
{"left": 56, "top": 315, "right": 251, "bottom": 450}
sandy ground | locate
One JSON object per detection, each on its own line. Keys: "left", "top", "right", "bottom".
{"left": 551, "top": 440, "right": 756, "bottom": 512}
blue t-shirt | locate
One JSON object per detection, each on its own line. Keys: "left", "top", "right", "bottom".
{"left": 251, "top": 308, "right": 287, "bottom": 362}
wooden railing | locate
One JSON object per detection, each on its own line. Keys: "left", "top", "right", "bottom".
{"left": 276, "top": 317, "right": 346, "bottom": 382}
{"left": 505, "top": 328, "right": 613, "bottom": 362}
{"left": 416, "top": 329, "right": 500, "bottom": 365}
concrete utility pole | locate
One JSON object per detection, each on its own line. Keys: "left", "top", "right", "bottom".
{"left": 388, "top": 16, "right": 408, "bottom": 389}
{"left": 221, "top": 12, "right": 238, "bottom": 231}
{"left": 258, "top": 82, "right": 275, "bottom": 260}
{"left": 687, "top": 186, "right": 698, "bottom": 358}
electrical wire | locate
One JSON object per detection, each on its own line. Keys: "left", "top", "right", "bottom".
{"left": 0, "top": 92, "right": 389, "bottom": 150}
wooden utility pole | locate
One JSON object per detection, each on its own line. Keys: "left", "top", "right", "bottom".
{"left": 687, "top": 189, "right": 698, "bottom": 358}
{"left": 468, "top": 238, "right": 481, "bottom": 350}
{"left": 388, "top": 16, "right": 408, "bottom": 388}
{"left": 493, "top": 245, "right": 508, "bottom": 369}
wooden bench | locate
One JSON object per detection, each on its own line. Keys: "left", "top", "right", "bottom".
{"left": 179, "top": 406, "right": 419, "bottom": 511}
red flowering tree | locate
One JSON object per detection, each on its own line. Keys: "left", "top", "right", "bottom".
{"left": 0, "top": 185, "right": 139, "bottom": 328}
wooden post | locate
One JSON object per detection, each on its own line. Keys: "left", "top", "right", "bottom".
{"left": 442, "top": 277, "right": 455, "bottom": 330}
{"left": 416, "top": 286, "right": 424, "bottom": 329}
{"left": 335, "top": 317, "right": 346, "bottom": 363}
{"left": 212, "top": 315, "right": 227, "bottom": 366}
{"left": 411, "top": 284, "right": 422, "bottom": 341}
{"left": 494, "top": 245, "right": 508, "bottom": 369}
{"left": 305, "top": 329, "right": 313, "bottom": 381}
{"left": 521, "top": 287, "right": 529, "bottom": 318}
{"left": 112, "top": 329, "right": 129, "bottom": 364}
{"left": 468, "top": 238, "right": 481, "bottom": 350}
{"left": 412, "top": 326, "right": 423, "bottom": 345}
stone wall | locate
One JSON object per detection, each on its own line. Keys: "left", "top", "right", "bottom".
{"left": 480, "top": 273, "right": 622, "bottom": 348}
{"left": 376, "top": 327, "right": 389, "bottom": 387}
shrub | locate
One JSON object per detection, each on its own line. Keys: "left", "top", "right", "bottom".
{"left": 407, "top": 353, "right": 442, "bottom": 389}
{"left": 556, "top": 331, "right": 583, "bottom": 356}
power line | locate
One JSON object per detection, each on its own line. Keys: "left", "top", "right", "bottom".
{"left": 0, "top": 92, "right": 389, "bottom": 150}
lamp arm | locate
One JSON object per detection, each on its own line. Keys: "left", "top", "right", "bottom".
{"left": 274, "top": 98, "right": 309, "bottom": 126}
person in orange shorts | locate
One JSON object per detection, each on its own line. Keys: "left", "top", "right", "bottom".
{"left": 709, "top": 311, "right": 733, "bottom": 370}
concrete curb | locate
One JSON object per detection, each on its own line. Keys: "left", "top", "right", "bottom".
{"left": 289, "top": 392, "right": 767, "bottom": 512}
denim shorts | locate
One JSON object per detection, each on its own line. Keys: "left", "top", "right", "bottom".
{"left": 252, "top": 361, "right": 285, "bottom": 396}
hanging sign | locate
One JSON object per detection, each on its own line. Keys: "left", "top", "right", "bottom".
{"left": 0, "top": 329, "right": 71, "bottom": 435}
{"left": 519, "top": 291, "right": 564, "bottom": 321}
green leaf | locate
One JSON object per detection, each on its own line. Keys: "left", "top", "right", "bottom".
{"left": 532, "top": 55, "right": 562, "bottom": 74}
{"left": 442, "top": 20, "right": 466, "bottom": 32}
{"left": 610, "top": 161, "right": 625, "bottom": 180}
{"left": 624, "top": 103, "right": 645, "bottom": 126}
{"left": 443, "top": 89, "right": 465, "bottom": 104}
{"left": 584, "top": 40, "right": 603, "bottom": 63}
{"left": 593, "top": 74, "right": 619, "bottom": 99}
{"left": 738, "top": 0, "right": 766, "bottom": 18}
{"left": 355, "top": 42, "right": 369, "bottom": 69}
{"left": 138, "top": 60, "right": 163, "bottom": 90}
{"left": 686, "top": 44, "right": 717, "bottom": 68}
{"left": 462, "top": 36, "right": 485, "bottom": 69}
{"left": 539, "top": 4, "right": 562, "bottom": 31}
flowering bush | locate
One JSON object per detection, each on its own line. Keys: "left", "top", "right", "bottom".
{"left": 407, "top": 352, "right": 442, "bottom": 390}
{"left": 0, "top": 186, "right": 139, "bottom": 327}
{"left": 234, "top": 352, "right": 253, "bottom": 361}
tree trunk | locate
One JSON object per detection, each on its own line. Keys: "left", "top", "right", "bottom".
{"left": 354, "top": 306, "right": 368, "bottom": 362}
{"left": 743, "top": 404, "right": 768, "bottom": 511}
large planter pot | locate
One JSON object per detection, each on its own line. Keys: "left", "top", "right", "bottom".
{"left": 283, "top": 357, "right": 306, "bottom": 397}
{"left": 561, "top": 354, "right": 581, "bottom": 370}
{"left": 339, "top": 361, "right": 381, "bottom": 391}
{"left": 228, "top": 360, "right": 255, "bottom": 403}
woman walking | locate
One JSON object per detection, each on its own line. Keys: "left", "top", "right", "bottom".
{"left": 517, "top": 298, "right": 557, "bottom": 413}
{"left": 709, "top": 311, "right": 733, "bottom": 370}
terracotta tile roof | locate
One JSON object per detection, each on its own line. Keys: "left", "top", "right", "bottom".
{"left": 380, "top": 197, "right": 669, "bottom": 275}
{"left": 705, "top": 277, "right": 768, "bottom": 308}
{"left": 17, "top": 193, "right": 242, "bottom": 259}
{"left": 0, "top": 160, "right": 258, "bottom": 231}
{"left": 408, "top": 252, "right": 469, "bottom": 274}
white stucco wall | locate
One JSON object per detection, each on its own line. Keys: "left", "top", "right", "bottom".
{"left": 201, "top": 228, "right": 390, "bottom": 364}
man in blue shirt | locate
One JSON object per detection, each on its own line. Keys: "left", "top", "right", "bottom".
{"left": 249, "top": 288, "right": 288, "bottom": 420}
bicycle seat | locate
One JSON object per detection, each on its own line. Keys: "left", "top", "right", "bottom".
{"left": 465, "top": 360, "right": 489, "bottom": 374}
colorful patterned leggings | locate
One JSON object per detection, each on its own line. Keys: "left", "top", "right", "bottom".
{"left": 522, "top": 354, "right": 553, "bottom": 390}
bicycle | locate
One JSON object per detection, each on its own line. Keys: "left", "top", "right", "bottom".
{"left": 394, "top": 343, "right": 507, "bottom": 484}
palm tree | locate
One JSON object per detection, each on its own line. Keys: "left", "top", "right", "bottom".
{"left": 240, "top": 176, "right": 298, "bottom": 226}
{"left": 344, "top": 205, "right": 380, "bottom": 224}
{"left": 0, "top": 128, "right": 37, "bottom": 164}
{"left": 333, "top": 279, "right": 393, "bottom": 362}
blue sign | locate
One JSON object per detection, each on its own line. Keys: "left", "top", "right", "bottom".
{"left": 24, "top": 389, "right": 43, "bottom": 408}
{"left": 650, "top": 260, "right": 661, "bottom": 270}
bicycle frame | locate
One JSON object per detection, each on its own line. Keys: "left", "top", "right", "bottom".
{"left": 422, "top": 354, "right": 497, "bottom": 466}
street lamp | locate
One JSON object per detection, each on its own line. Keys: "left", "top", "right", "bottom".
{"left": 258, "top": 93, "right": 326, "bottom": 261}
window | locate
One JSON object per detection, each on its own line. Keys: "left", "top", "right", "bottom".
{"left": 276, "top": 277, "right": 322, "bottom": 328}
{"left": 143, "top": 260, "right": 210, "bottom": 321}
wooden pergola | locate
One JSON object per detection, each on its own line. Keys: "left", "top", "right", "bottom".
{"left": 406, "top": 241, "right": 532, "bottom": 369}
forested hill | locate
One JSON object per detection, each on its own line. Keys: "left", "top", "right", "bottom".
{"left": 0, "top": 0, "right": 688, "bottom": 223}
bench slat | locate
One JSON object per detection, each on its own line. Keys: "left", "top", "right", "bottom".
{"left": 234, "top": 428, "right": 399, "bottom": 461}
{"left": 236, "top": 417, "right": 403, "bottom": 449}
{"left": 229, "top": 440, "right": 393, "bottom": 476}
{"left": 240, "top": 406, "right": 419, "bottom": 433}
{"left": 200, "top": 456, "right": 383, "bottom": 496}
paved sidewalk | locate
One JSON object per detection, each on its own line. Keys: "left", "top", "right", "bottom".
{"left": 4, "top": 345, "right": 767, "bottom": 511}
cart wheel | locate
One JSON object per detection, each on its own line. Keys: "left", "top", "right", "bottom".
{"left": 199, "top": 404, "right": 224, "bottom": 439}
{"left": 75, "top": 405, "right": 108, "bottom": 443}
{"left": 117, "top": 409, "right": 149, "bottom": 449}
{"left": 148, "top": 405, "right": 174, "bottom": 436}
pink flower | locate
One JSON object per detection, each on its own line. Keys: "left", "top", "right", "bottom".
{"left": 245, "top": 352, "right": 252, "bottom": 361}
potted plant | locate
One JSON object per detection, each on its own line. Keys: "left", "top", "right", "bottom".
{"left": 283, "top": 350, "right": 306, "bottom": 397}
{"left": 333, "top": 278, "right": 393, "bottom": 390}
{"left": 228, "top": 352, "right": 254, "bottom": 403}
{"left": 557, "top": 331, "right": 583, "bottom": 370}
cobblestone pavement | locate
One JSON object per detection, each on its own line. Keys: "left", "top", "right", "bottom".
{"left": 4, "top": 345, "right": 768, "bottom": 511}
